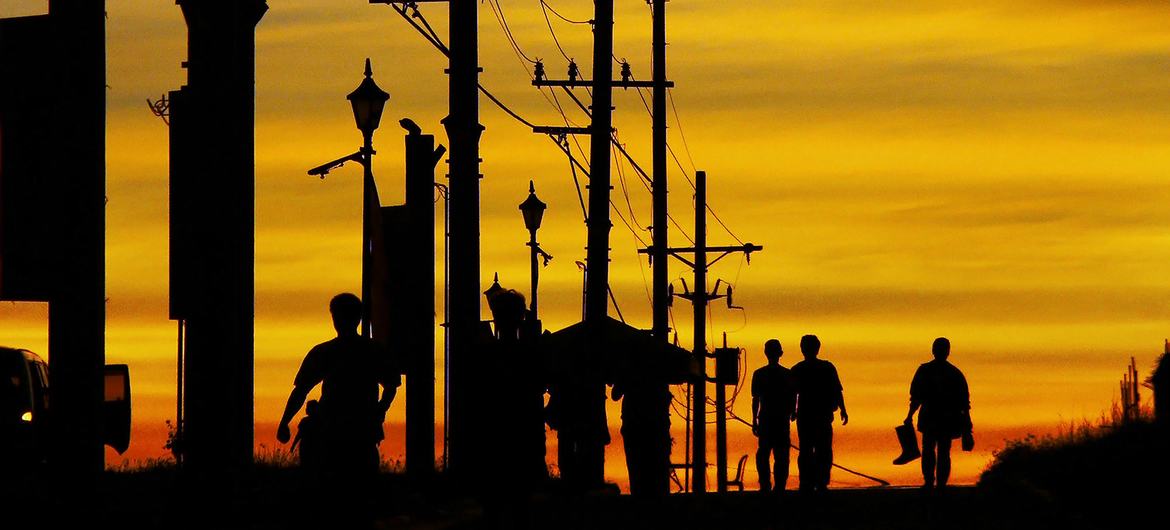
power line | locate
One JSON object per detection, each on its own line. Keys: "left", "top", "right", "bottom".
{"left": 539, "top": 0, "right": 575, "bottom": 62}
{"left": 540, "top": 0, "right": 592, "bottom": 25}
{"left": 385, "top": 1, "right": 706, "bottom": 263}
{"left": 487, "top": 0, "right": 538, "bottom": 64}
{"left": 668, "top": 90, "right": 699, "bottom": 174}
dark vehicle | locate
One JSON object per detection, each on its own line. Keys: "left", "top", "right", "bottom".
{"left": 1, "top": 347, "right": 51, "bottom": 467}
{"left": 1, "top": 346, "right": 132, "bottom": 469}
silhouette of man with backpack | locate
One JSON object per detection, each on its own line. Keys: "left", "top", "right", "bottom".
{"left": 904, "top": 337, "right": 972, "bottom": 491}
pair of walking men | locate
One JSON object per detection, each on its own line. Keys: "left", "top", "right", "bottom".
{"left": 751, "top": 335, "right": 846, "bottom": 493}
{"left": 752, "top": 335, "right": 971, "bottom": 491}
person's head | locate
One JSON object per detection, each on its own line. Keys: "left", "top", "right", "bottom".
{"left": 305, "top": 399, "right": 319, "bottom": 416}
{"left": 329, "top": 293, "right": 362, "bottom": 335}
{"left": 800, "top": 334, "right": 821, "bottom": 359}
{"left": 764, "top": 339, "right": 783, "bottom": 364}
{"left": 932, "top": 337, "right": 950, "bottom": 360}
{"left": 487, "top": 288, "right": 527, "bottom": 338}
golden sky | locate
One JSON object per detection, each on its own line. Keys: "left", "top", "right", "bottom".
{"left": 2, "top": 0, "right": 1169, "bottom": 488}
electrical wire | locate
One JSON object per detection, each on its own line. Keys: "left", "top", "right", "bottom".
{"left": 539, "top": 0, "right": 574, "bottom": 62}
{"left": 487, "top": 0, "right": 538, "bottom": 64}
{"left": 719, "top": 403, "right": 891, "bottom": 487}
{"left": 667, "top": 90, "right": 699, "bottom": 175}
{"left": 541, "top": 0, "right": 592, "bottom": 25}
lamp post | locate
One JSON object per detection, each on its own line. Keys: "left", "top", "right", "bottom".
{"left": 347, "top": 58, "right": 390, "bottom": 338}
{"left": 519, "top": 181, "right": 551, "bottom": 320}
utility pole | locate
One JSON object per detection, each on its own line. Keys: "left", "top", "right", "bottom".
{"left": 582, "top": 0, "right": 615, "bottom": 487}
{"left": 532, "top": 0, "right": 636, "bottom": 487}
{"left": 373, "top": 0, "right": 481, "bottom": 473}
{"left": 444, "top": 0, "right": 481, "bottom": 475}
{"left": 640, "top": 170, "right": 762, "bottom": 494}
{"left": 586, "top": 0, "right": 613, "bottom": 327}
{"left": 651, "top": 0, "right": 668, "bottom": 344}
{"left": 692, "top": 169, "right": 708, "bottom": 494}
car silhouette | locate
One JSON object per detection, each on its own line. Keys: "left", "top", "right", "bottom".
{"left": 1, "top": 346, "right": 131, "bottom": 471}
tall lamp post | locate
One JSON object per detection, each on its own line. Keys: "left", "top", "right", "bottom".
{"left": 519, "top": 181, "right": 551, "bottom": 320}
{"left": 349, "top": 59, "right": 390, "bottom": 338}
{"left": 309, "top": 58, "right": 389, "bottom": 338}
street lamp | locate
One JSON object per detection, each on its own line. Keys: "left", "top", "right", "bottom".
{"left": 348, "top": 58, "right": 391, "bottom": 146}
{"left": 519, "top": 181, "right": 552, "bottom": 319}
{"left": 307, "top": 58, "right": 390, "bottom": 339}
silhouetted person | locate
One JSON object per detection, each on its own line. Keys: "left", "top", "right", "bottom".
{"left": 792, "top": 334, "right": 848, "bottom": 492}
{"left": 292, "top": 399, "right": 323, "bottom": 471}
{"left": 752, "top": 339, "right": 796, "bottom": 493}
{"left": 547, "top": 365, "right": 610, "bottom": 492}
{"left": 485, "top": 288, "right": 548, "bottom": 491}
{"left": 277, "top": 293, "right": 399, "bottom": 480}
{"left": 904, "top": 337, "right": 971, "bottom": 491}
{"left": 612, "top": 371, "right": 672, "bottom": 496}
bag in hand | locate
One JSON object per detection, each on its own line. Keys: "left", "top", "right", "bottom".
{"left": 961, "top": 431, "right": 974, "bottom": 452}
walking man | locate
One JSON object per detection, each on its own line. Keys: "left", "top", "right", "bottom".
{"left": 751, "top": 339, "right": 796, "bottom": 493}
{"left": 904, "top": 337, "right": 971, "bottom": 491}
{"left": 792, "top": 334, "right": 847, "bottom": 492}
{"left": 277, "top": 293, "right": 399, "bottom": 479}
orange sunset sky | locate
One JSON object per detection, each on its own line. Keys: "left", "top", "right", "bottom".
{"left": 2, "top": 0, "right": 1169, "bottom": 489}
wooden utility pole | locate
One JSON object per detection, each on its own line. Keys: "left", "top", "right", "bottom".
{"left": 651, "top": 0, "right": 668, "bottom": 344}
{"left": 446, "top": 0, "right": 482, "bottom": 476}
{"left": 532, "top": 0, "right": 633, "bottom": 487}
{"left": 582, "top": 0, "right": 616, "bottom": 487}
{"left": 585, "top": 0, "right": 614, "bottom": 329}
{"left": 641, "top": 170, "right": 762, "bottom": 494}
{"left": 692, "top": 170, "right": 708, "bottom": 493}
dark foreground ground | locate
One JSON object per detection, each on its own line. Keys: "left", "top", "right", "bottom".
{"left": 6, "top": 471, "right": 1124, "bottom": 530}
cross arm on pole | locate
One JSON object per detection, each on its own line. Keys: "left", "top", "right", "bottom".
{"left": 534, "top": 79, "right": 674, "bottom": 89}
{"left": 638, "top": 243, "right": 763, "bottom": 269}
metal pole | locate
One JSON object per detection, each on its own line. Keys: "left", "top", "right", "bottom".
{"left": 362, "top": 138, "right": 374, "bottom": 339}
{"left": 716, "top": 332, "right": 727, "bottom": 492}
{"left": 445, "top": 0, "right": 481, "bottom": 474}
{"left": 685, "top": 382, "right": 691, "bottom": 492}
{"left": 529, "top": 231, "right": 539, "bottom": 318}
{"left": 177, "top": 319, "right": 184, "bottom": 466}
{"left": 691, "top": 170, "right": 707, "bottom": 494}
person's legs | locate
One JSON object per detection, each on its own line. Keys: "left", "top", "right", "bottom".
{"left": 649, "top": 429, "right": 671, "bottom": 496}
{"left": 796, "top": 421, "right": 813, "bottom": 492}
{"left": 936, "top": 436, "right": 953, "bottom": 488}
{"left": 623, "top": 430, "right": 643, "bottom": 495}
{"left": 775, "top": 429, "right": 791, "bottom": 491}
{"left": 921, "top": 433, "right": 938, "bottom": 489}
{"left": 819, "top": 424, "right": 833, "bottom": 490}
{"left": 756, "top": 433, "right": 773, "bottom": 492}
